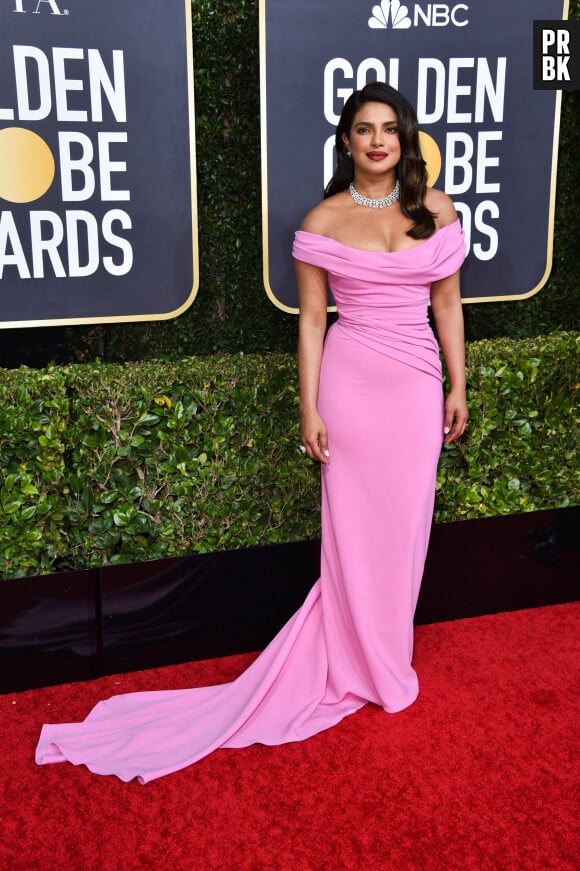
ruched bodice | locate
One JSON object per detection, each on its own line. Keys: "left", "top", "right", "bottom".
{"left": 293, "top": 220, "right": 465, "bottom": 379}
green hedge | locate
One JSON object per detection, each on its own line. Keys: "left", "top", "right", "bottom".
{"left": 1, "top": 331, "right": 577, "bottom": 580}
{"left": 63, "top": 0, "right": 579, "bottom": 363}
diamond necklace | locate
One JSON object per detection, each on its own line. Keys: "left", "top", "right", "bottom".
{"left": 348, "top": 179, "right": 400, "bottom": 209}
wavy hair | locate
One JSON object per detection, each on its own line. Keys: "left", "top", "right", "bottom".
{"left": 324, "top": 81, "right": 435, "bottom": 239}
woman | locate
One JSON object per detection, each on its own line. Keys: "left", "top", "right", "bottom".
{"left": 35, "top": 82, "right": 466, "bottom": 783}
{"left": 293, "top": 80, "right": 467, "bottom": 714}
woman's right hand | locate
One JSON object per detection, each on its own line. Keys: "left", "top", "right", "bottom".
{"left": 300, "top": 409, "right": 330, "bottom": 465}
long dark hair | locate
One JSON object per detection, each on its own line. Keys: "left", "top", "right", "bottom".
{"left": 324, "top": 81, "right": 435, "bottom": 239}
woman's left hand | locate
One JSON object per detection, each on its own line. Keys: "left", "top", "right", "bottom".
{"left": 443, "top": 389, "right": 468, "bottom": 444}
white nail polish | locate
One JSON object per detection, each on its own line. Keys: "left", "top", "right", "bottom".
{"left": 324, "top": 450, "right": 330, "bottom": 457}
{"left": 444, "top": 427, "right": 450, "bottom": 435}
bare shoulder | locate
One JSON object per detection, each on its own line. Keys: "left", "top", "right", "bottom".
{"left": 300, "top": 192, "right": 348, "bottom": 235}
{"left": 425, "top": 188, "right": 458, "bottom": 228}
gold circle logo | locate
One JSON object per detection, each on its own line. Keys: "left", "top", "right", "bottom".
{"left": 0, "top": 127, "right": 55, "bottom": 203}
{"left": 419, "top": 131, "right": 442, "bottom": 187}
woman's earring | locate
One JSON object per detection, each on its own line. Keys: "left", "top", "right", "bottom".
{"left": 346, "top": 150, "right": 352, "bottom": 158}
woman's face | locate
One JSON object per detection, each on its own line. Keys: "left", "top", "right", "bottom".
{"left": 342, "top": 101, "right": 401, "bottom": 176}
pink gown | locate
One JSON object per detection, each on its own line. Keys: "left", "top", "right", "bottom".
{"left": 35, "top": 219, "right": 466, "bottom": 783}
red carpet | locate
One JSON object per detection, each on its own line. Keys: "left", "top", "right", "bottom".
{"left": 1, "top": 604, "right": 578, "bottom": 870}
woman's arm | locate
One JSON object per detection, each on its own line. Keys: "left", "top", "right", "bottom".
{"left": 294, "top": 258, "right": 330, "bottom": 464}
{"left": 430, "top": 269, "right": 468, "bottom": 445}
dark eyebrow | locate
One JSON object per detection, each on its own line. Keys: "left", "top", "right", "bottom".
{"left": 354, "top": 119, "right": 399, "bottom": 126}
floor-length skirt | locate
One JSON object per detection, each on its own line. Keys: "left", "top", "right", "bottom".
{"left": 36, "top": 322, "right": 444, "bottom": 783}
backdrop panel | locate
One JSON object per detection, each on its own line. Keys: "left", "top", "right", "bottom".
{"left": 0, "top": 0, "right": 197, "bottom": 328}
{"left": 260, "top": 0, "right": 567, "bottom": 311}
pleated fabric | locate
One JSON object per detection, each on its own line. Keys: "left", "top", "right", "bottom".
{"left": 36, "top": 220, "right": 465, "bottom": 783}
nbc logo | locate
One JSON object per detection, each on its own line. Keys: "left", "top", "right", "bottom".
{"left": 368, "top": 0, "right": 469, "bottom": 29}
{"left": 369, "top": 1, "right": 411, "bottom": 29}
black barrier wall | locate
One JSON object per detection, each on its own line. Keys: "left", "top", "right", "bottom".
{"left": 1, "top": 509, "right": 577, "bottom": 694}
